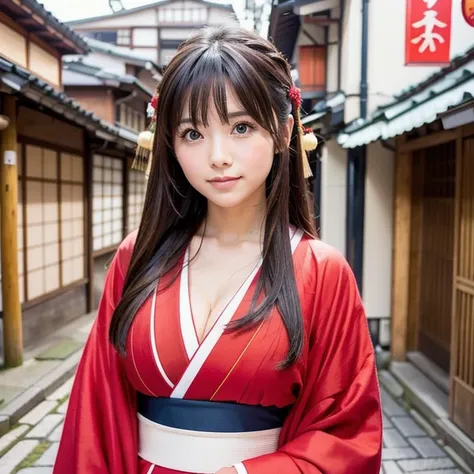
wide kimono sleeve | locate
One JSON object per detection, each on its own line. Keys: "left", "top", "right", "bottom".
{"left": 53, "top": 232, "right": 138, "bottom": 474}
{"left": 239, "top": 242, "right": 383, "bottom": 474}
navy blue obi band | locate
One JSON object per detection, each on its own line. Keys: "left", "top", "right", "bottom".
{"left": 137, "top": 393, "right": 292, "bottom": 433}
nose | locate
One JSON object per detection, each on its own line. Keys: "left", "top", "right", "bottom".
{"left": 209, "top": 135, "right": 232, "bottom": 168}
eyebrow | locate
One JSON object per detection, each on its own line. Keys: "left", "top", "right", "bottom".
{"left": 178, "top": 111, "right": 250, "bottom": 126}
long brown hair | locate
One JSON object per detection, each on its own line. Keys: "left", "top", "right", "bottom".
{"left": 110, "top": 26, "right": 316, "bottom": 368}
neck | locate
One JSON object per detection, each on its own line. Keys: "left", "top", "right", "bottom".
{"left": 201, "top": 189, "right": 266, "bottom": 245}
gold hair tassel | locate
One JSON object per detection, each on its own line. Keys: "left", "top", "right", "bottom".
{"left": 133, "top": 93, "right": 158, "bottom": 174}
{"left": 301, "top": 149, "right": 313, "bottom": 179}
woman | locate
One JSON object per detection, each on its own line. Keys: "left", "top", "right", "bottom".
{"left": 54, "top": 26, "right": 382, "bottom": 474}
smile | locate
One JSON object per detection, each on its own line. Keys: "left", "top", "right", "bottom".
{"left": 207, "top": 176, "right": 241, "bottom": 189}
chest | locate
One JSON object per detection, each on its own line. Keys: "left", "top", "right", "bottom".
{"left": 187, "top": 242, "right": 262, "bottom": 342}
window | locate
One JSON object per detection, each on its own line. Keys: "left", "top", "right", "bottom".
{"left": 60, "top": 153, "right": 85, "bottom": 287}
{"left": 299, "top": 46, "right": 326, "bottom": 92}
{"left": 118, "top": 104, "right": 146, "bottom": 133}
{"left": 92, "top": 155, "right": 124, "bottom": 252}
{"left": 127, "top": 169, "right": 147, "bottom": 233}
{"left": 86, "top": 30, "right": 117, "bottom": 44}
{"left": 117, "top": 29, "right": 131, "bottom": 46}
{"left": 16, "top": 145, "right": 85, "bottom": 303}
{"left": 158, "top": 8, "right": 206, "bottom": 23}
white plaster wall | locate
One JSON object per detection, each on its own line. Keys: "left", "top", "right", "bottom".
{"left": 133, "top": 28, "right": 158, "bottom": 47}
{"left": 80, "top": 52, "right": 126, "bottom": 75}
{"left": 320, "top": 139, "right": 347, "bottom": 256}
{"left": 208, "top": 8, "right": 238, "bottom": 25}
{"left": 161, "top": 28, "right": 198, "bottom": 40}
{"left": 326, "top": 7, "right": 341, "bottom": 94}
{"left": 362, "top": 142, "right": 394, "bottom": 326}
{"left": 341, "top": 0, "right": 362, "bottom": 123}
{"left": 75, "top": 9, "right": 158, "bottom": 28}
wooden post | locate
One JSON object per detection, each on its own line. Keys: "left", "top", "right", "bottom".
{"left": 391, "top": 137, "right": 412, "bottom": 361}
{"left": 0, "top": 95, "right": 22, "bottom": 367}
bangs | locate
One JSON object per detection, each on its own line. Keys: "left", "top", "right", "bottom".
{"left": 166, "top": 45, "right": 281, "bottom": 136}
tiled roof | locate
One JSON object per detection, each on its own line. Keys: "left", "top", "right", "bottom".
{"left": 337, "top": 46, "right": 474, "bottom": 148}
{"left": 63, "top": 60, "right": 154, "bottom": 96}
{"left": 0, "top": 57, "right": 138, "bottom": 148}
{"left": 83, "top": 37, "right": 162, "bottom": 74}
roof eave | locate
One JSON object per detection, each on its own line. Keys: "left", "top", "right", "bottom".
{"left": 66, "top": 0, "right": 235, "bottom": 26}
{"left": 2, "top": 0, "right": 89, "bottom": 55}
{"left": 0, "top": 64, "right": 136, "bottom": 148}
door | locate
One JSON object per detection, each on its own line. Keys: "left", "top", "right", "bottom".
{"left": 450, "top": 136, "right": 474, "bottom": 439}
{"left": 417, "top": 142, "right": 456, "bottom": 372}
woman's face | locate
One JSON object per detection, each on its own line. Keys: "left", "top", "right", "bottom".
{"left": 174, "top": 85, "right": 293, "bottom": 210}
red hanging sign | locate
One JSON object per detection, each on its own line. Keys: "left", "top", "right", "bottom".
{"left": 462, "top": 0, "right": 474, "bottom": 27}
{"left": 405, "top": 0, "right": 452, "bottom": 65}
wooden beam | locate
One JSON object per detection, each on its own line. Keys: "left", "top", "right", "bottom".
{"left": 406, "top": 150, "right": 423, "bottom": 351}
{"left": 304, "top": 17, "right": 340, "bottom": 25}
{"left": 391, "top": 138, "right": 412, "bottom": 361}
{"left": 462, "top": 122, "right": 474, "bottom": 138}
{"left": 449, "top": 135, "right": 464, "bottom": 416}
{"left": 0, "top": 96, "right": 23, "bottom": 367}
{"left": 399, "top": 128, "right": 460, "bottom": 153}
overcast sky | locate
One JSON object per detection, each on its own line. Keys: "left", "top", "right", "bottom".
{"left": 40, "top": 0, "right": 245, "bottom": 23}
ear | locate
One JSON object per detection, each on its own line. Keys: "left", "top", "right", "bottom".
{"left": 285, "top": 114, "right": 295, "bottom": 147}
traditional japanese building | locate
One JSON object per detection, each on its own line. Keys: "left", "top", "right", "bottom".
{"left": 66, "top": 0, "right": 238, "bottom": 67}
{"left": 339, "top": 47, "right": 474, "bottom": 467}
{"left": 268, "top": 0, "right": 474, "bottom": 465}
{"left": 61, "top": 39, "right": 164, "bottom": 306}
{"left": 0, "top": 0, "right": 139, "bottom": 363}
{"left": 269, "top": 0, "right": 473, "bottom": 349}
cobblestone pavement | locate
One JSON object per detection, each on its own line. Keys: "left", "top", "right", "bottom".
{"left": 0, "top": 377, "right": 471, "bottom": 473}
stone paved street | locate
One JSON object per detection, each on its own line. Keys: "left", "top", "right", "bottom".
{"left": 0, "top": 377, "right": 471, "bottom": 473}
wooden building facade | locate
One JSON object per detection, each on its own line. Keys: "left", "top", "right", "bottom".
{"left": 392, "top": 118, "right": 474, "bottom": 442}
{"left": 0, "top": 0, "right": 144, "bottom": 365}
{"left": 66, "top": 0, "right": 238, "bottom": 67}
{"left": 337, "top": 46, "right": 474, "bottom": 465}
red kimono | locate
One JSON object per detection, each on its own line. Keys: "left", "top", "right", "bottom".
{"left": 53, "top": 229, "right": 382, "bottom": 474}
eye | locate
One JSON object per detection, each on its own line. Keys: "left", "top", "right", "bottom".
{"left": 233, "top": 122, "right": 256, "bottom": 135}
{"left": 235, "top": 123, "right": 248, "bottom": 134}
{"left": 182, "top": 129, "right": 202, "bottom": 141}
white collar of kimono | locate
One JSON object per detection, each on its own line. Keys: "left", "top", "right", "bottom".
{"left": 149, "top": 226, "right": 304, "bottom": 399}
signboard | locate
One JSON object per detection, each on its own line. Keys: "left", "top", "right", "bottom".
{"left": 405, "top": 0, "right": 452, "bottom": 64}
{"left": 462, "top": 0, "right": 474, "bottom": 27}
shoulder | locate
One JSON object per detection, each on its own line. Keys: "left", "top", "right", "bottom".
{"left": 112, "top": 229, "right": 139, "bottom": 278}
{"left": 296, "top": 235, "right": 355, "bottom": 286}
{"left": 295, "top": 235, "right": 363, "bottom": 319}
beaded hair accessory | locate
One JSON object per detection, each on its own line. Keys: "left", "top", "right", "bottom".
{"left": 133, "top": 84, "right": 319, "bottom": 179}
{"left": 287, "top": 85, "right": 318, "bottom": 178}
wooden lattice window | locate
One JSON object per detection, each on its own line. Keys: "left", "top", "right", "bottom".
{"left": 92, "top": 155, "right": 124, "bottom": 252}
{"left": 11, "top": 145, "right": 86, "bottom": 303}
{"left": 24, "top": 145, "right": 61, "bottom": 300}
{"left": 127, "top": 169, "right": 147, "bottom": 233}
{"left": 60, "top": 153, "right": 85, "bottom": 286}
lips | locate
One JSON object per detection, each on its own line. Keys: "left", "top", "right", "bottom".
{"left": 208, "top": 177, "right": 240, "bottom": 183}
